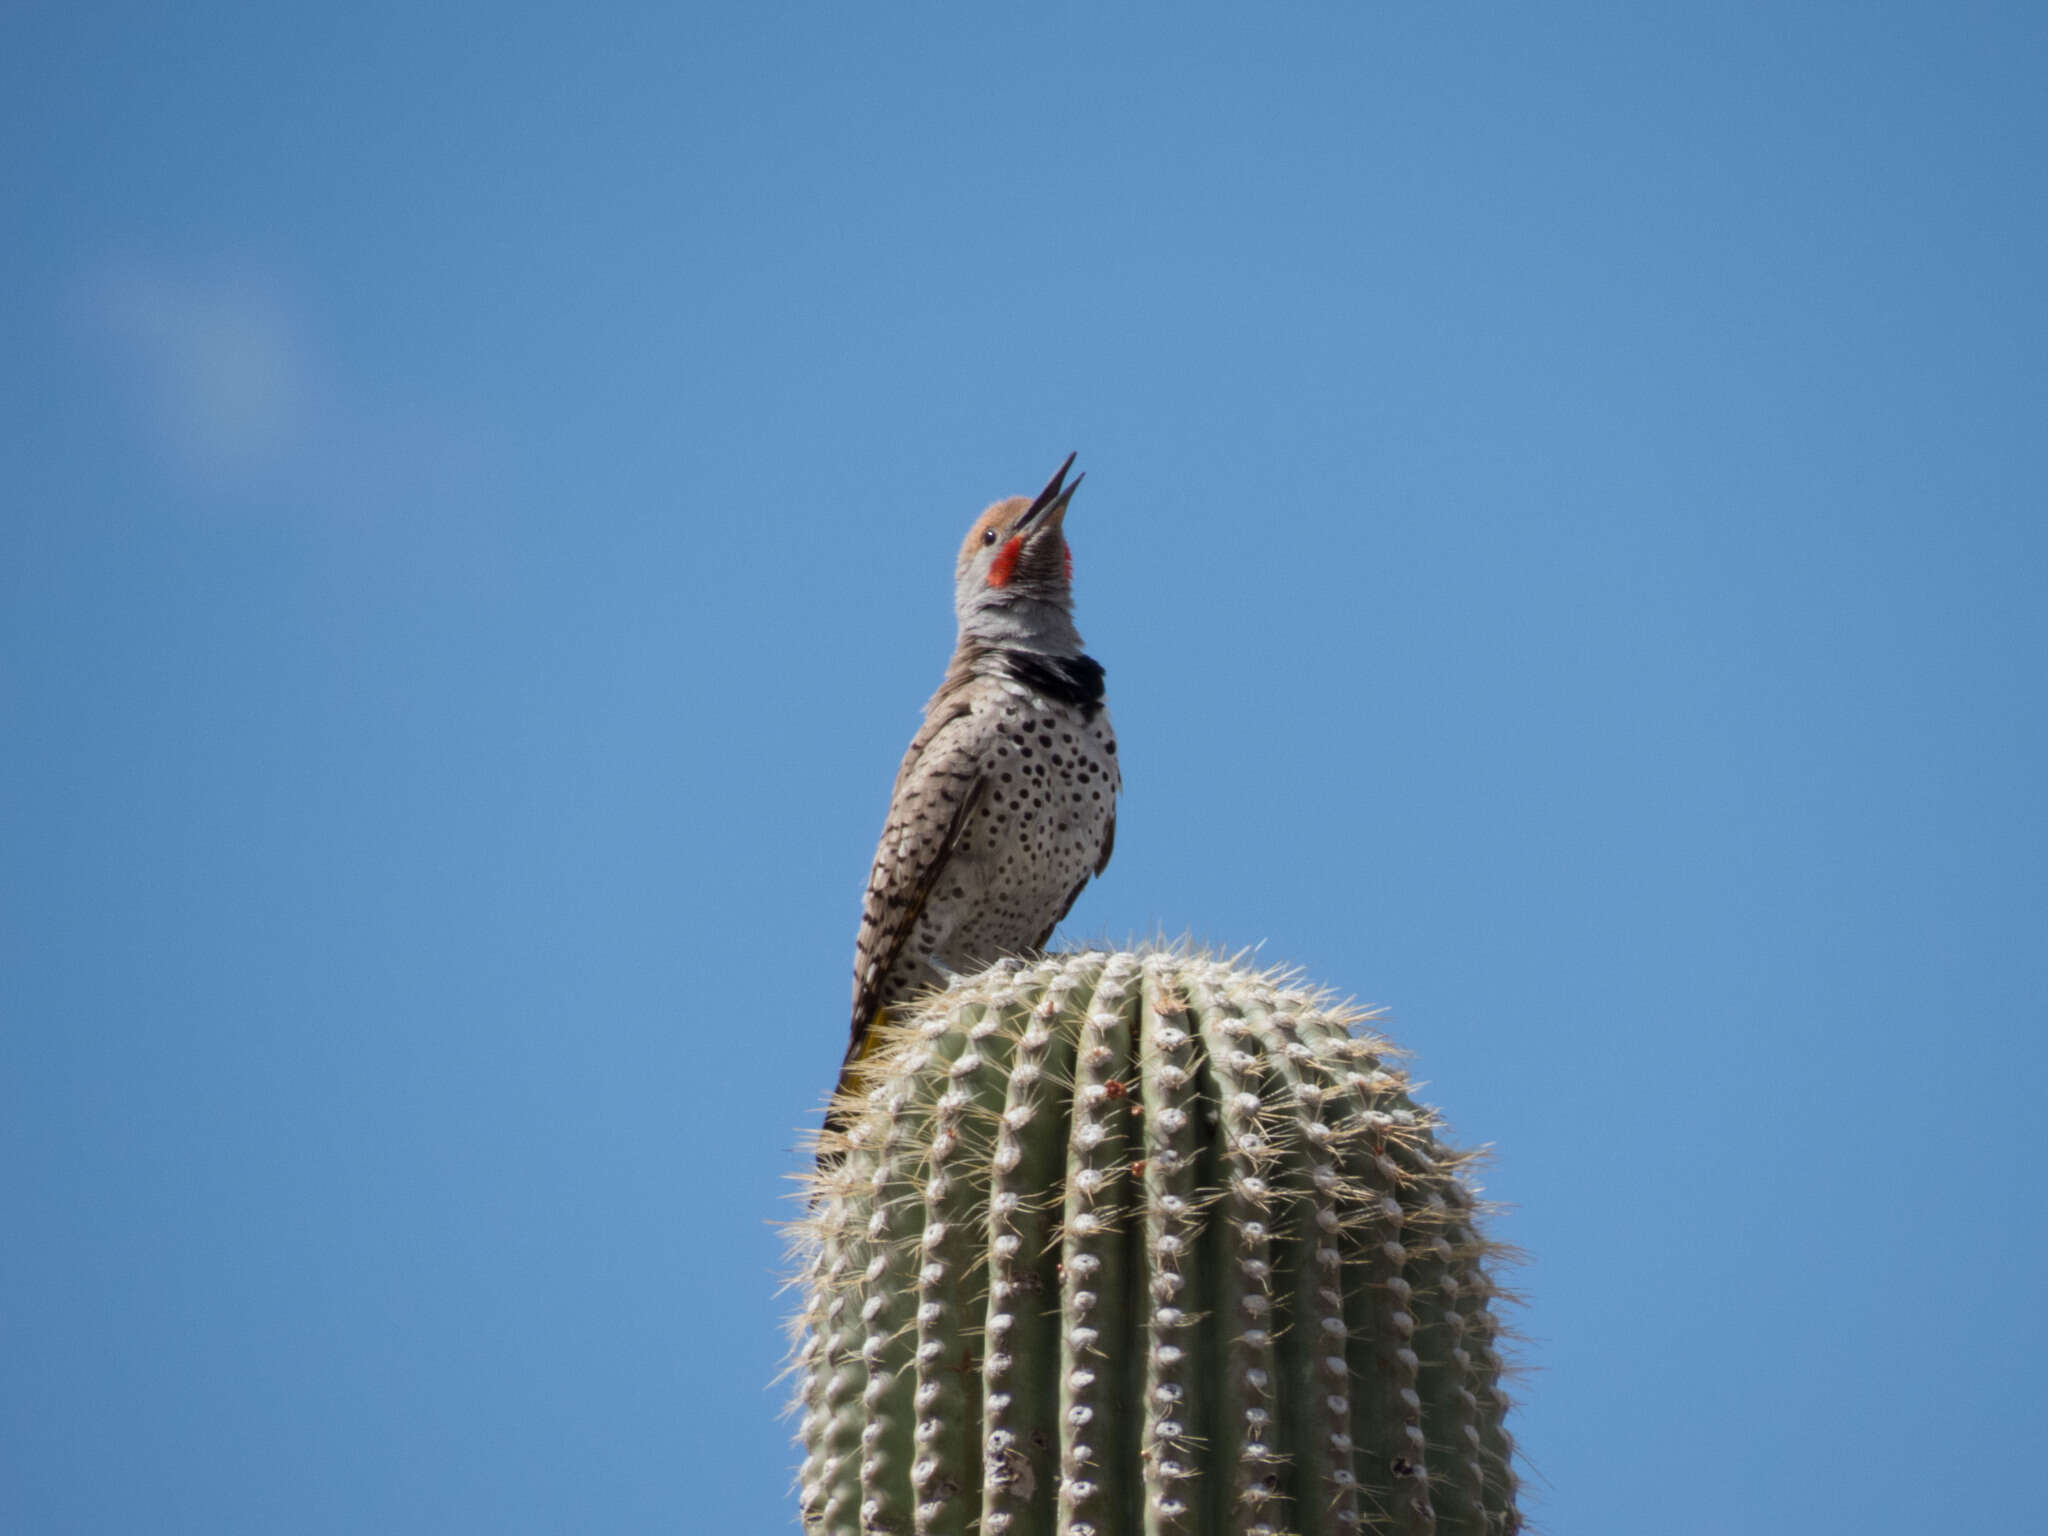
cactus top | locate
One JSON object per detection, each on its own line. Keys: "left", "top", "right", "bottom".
{"left": 793, "top": 948, "right": 1521, "bottom": 1536}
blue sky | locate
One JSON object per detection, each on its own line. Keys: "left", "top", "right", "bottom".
{"left": 4, "top": 4, "right": 2044, "bottom": 1532}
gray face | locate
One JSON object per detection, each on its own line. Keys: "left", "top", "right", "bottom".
{"left": 951, "top": 457, "right": 1087, "bottom": 656}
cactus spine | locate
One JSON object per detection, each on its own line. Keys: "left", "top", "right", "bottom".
{"left": 793, "top": 949, "right": 1519, "bottom": 1536}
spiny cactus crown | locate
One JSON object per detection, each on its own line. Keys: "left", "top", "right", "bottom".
{"left": 790, "top": 948, "right": 1519, "bottom": 1536}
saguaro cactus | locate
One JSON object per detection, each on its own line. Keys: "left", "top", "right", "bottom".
{"left": 792, "top": 949, "right": 1519, "bottom": 1536}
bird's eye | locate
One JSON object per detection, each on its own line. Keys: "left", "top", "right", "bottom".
{"left": 982, "top": 528, "right": 999, "bottom": 546}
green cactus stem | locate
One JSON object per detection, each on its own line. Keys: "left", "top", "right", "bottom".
{"left": 791, "top": 949, "right": 1520, "bottom": 1536}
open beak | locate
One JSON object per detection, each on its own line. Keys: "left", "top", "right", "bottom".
{"left": 1015, "top": 451, "right": 1083, "bottom": 533}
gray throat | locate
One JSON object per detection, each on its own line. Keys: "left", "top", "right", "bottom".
{"left": 960, "top": 599, "right": 1084, "bottom": 658}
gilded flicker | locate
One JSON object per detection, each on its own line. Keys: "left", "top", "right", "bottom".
{"left": 826, "top": 454, "right": 1119, "bottom": 1138}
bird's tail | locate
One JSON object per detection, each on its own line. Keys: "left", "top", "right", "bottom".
{"left": 816, "top": 1005, "right": 891, "bottom": 1166}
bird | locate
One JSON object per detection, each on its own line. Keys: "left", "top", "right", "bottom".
{"left": 825, "top": 453, "right": 1119, "bottom": 1143}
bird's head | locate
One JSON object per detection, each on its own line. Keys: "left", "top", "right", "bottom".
{"left": 952, "top": 453, "right": 1086, "bottom": 654}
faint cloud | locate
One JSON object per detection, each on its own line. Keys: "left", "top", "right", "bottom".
{"left": 85, "top": 264, "right": 312, "bottom": 486}
{"left": 77, "top": 259, "right": 504, "bottom": 537}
